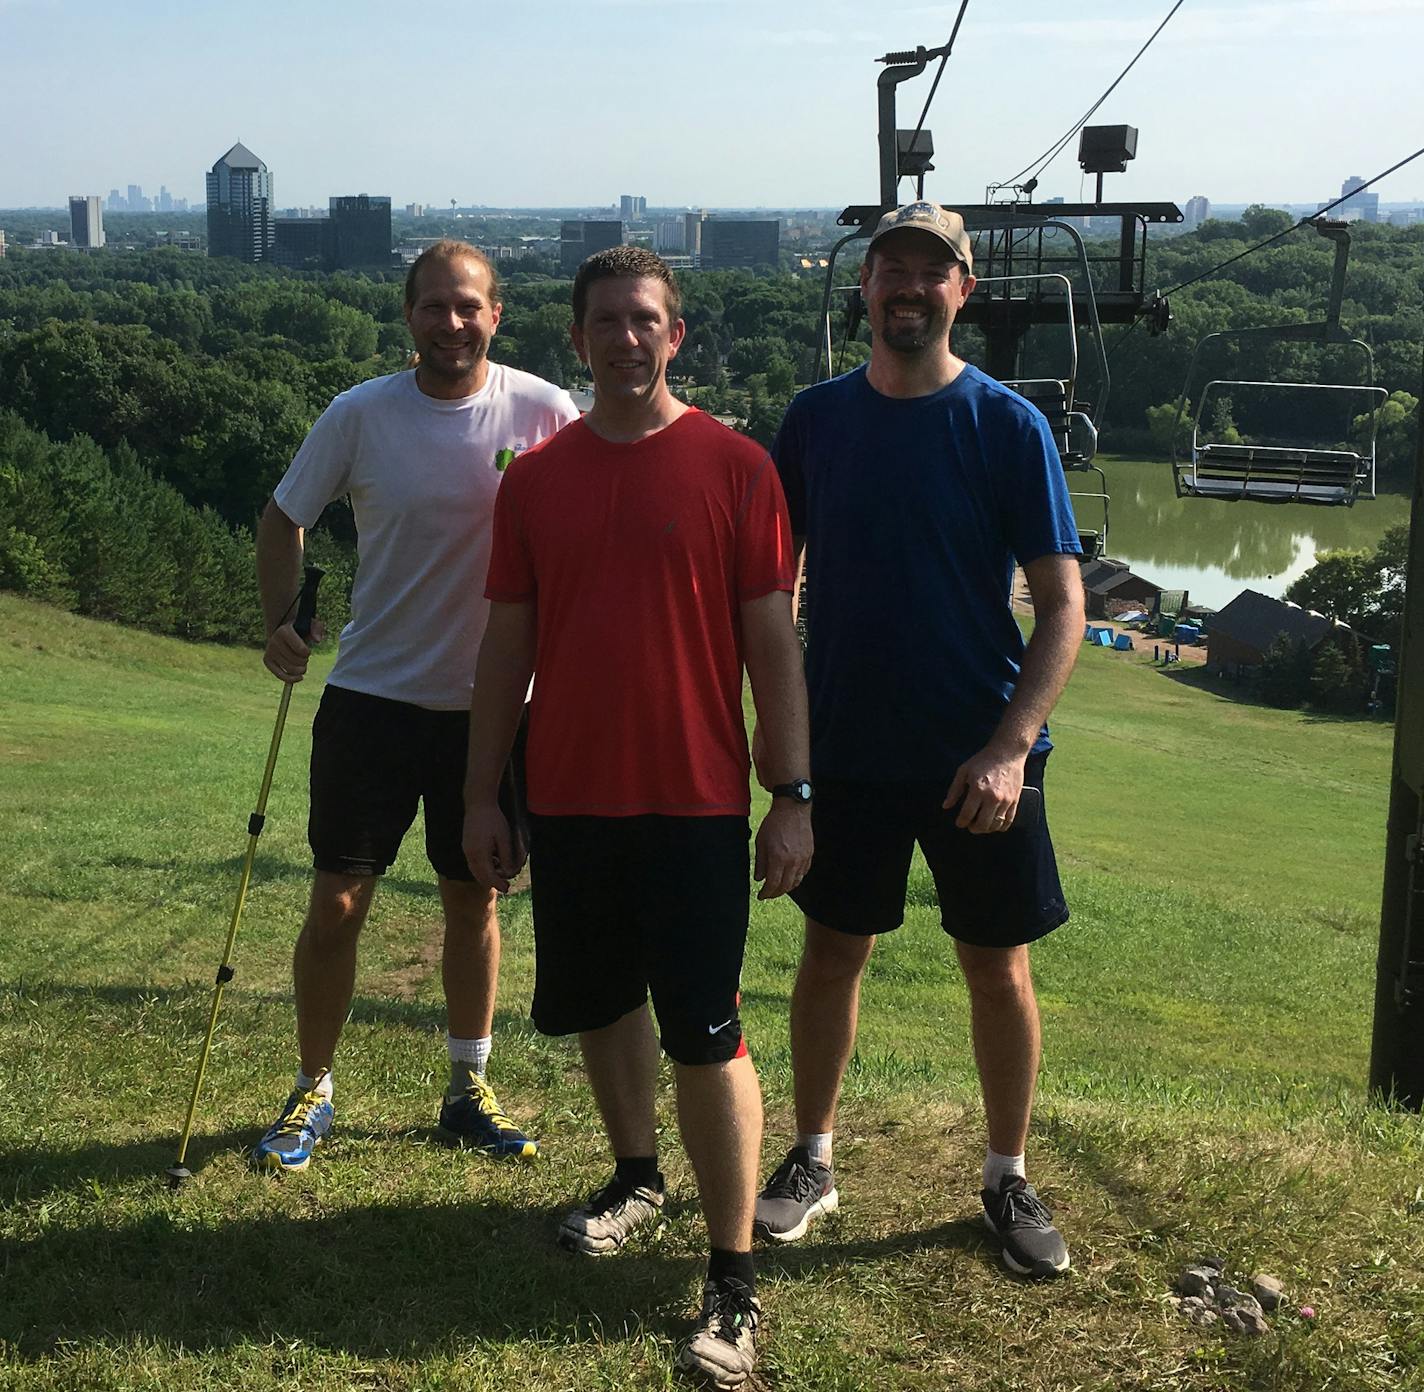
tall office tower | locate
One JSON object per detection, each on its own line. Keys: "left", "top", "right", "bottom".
{"left": 560, "top": 219, "right": 624, "bottom": 275}
{"left": 107, "top": 189, "right": 122, "bottom": 211}
{"left": 206, "top": 142, "right": 274, "bottom": 262}
{"left": 68, "top": 196, "right": 105, "bottom": 248}
{"left": 699, "top": 218, "right": 780, "bottom": 269}
{"left": 157, "top": 185, "right": 173, "bottom": 212}
{"left": 126, "top": 184, "right": 146, "bottom": 212}
{"left": 1183, "top": 195, "right": 1210, "bottom": 227}
{"left": 1338, "top": 174, "right": 1379, "bottom": 222}
{"left": 328, "top": 194, "right": 392, "bottom": 269}
{"left": 684, "top": 210, "right": 705, "bottom": 257}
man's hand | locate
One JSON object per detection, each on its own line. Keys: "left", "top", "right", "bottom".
{"left": 462, "top": 802, "right": 524, "bottom": 893}
{"left": 943, "top": 747, "right": 1026, "bottom": 834}
{"left": 262, "top": 619, "right": 326, "bottom": 683}
{"left": 753, "top": 801, "right": 813, "bottom": 901}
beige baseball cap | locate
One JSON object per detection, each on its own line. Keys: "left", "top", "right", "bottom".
{"left": 867, "top": 201, "right": 973, "bottom": 273}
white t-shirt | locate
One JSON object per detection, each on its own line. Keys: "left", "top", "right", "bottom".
{"left": 274, "top": 365, "right": 579, "bottom": 709}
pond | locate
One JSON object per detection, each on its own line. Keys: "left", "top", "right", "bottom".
{"left": 1072, "top": 457, "right": 1412, "bottom": 610}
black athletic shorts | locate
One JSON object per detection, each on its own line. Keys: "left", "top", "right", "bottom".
{"left": 527, "top": 814, "right": 751, "bottom": 1066}
{"left": 791, "top": 752, "right": 1068, "bottom": 947}
{"left": 308, "top": 683, "right": 526, "bottom": 880}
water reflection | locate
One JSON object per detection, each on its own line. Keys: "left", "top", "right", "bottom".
{"left": 1073, "top": 458, "right": 1410, "bottom": 609}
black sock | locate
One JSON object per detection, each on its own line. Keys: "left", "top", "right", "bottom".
{"left": 708, "top": 1247, "right": 756, "bottom": 1293}
{"left": 614, "top": 1155, "right": 662, "bottom": 1191}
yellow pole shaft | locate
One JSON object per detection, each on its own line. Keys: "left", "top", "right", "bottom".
{"left": 173, "top": 681, "right": 295, "bottom": 1169}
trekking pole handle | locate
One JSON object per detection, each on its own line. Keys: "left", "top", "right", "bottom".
{"left": 293, "top": 565, "right": 325, "bottom": 644}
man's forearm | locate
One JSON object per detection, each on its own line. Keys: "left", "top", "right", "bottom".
{"left": 744, "top": 596, "right": 810, "bottom": 785}
{"left": 256, "top": 500, "right": 304, "bottom": 638}
{"left": 988, "top": 564, "right": 1084, "bottom": 758}
{"left": 465, "top": 607, "right": 536, "bottom": 806}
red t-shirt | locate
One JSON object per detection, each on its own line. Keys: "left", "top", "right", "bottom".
{"left": 485, "top": 409, "right": 794, "bottom": 817}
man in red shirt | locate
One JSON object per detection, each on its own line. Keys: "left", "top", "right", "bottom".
{"left": 463, "top": 246, "right": 812, "bottom": 1388}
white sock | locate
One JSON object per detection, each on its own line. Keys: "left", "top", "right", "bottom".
{"left": 983, "top": 1148, "right": 1026, "bottom": 1190}
{"left": 797, "top": 1132, "right": 833, "bottom": 1166}
{"left": 447, "top": 1033, "right": 492, "bottom": 1074}
{"left": 296, "top": 1068, "right": 333, "bottom": 1101}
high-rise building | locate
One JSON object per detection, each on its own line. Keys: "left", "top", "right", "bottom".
{"left": 271, "top": 218, "right": 331, "bottom": 269}
{"left": 684, "top": 211, "right": 705, "bottom": 257}
{"left": 619, "top": 194, "right": 647, "bottom": 220}
{"left": 1184, "top": 195, "right": 1210, "bottom": 227}
{"left": 0, "top": 229, "right": 7, "bottom": 260}
{"left": 654, "top": 218, "right": 685, "bottom": 254}
{"left": 328, "top": 194, "right": 392, "bottom": 269}
{"left": 68, "top": 195, "right": 104, "bottom": 249}
{"left": 157, "top": 185, "right": 173, "bottom": 213}
{"left": 1337, "top": 175, "right": 1379, "bottom": 223}
{"left": 699, "top": 218, "right": 780, "bottom": 270}
{"left": 107, "top": 189, "right": 122, "bottom": 211}
{"left": 560, "top": 219, "right": 623, "bottom": 275}
{"left": 206, "top": 142, "right": 274, "bottom": 262}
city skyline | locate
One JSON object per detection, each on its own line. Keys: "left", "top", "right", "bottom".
{"left": 3, "top": 1, "right": 1422, "bottom": 211}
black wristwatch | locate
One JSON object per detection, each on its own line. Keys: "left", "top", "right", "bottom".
{"left": 771, "top": 779, "right": 814, "bottom": 805}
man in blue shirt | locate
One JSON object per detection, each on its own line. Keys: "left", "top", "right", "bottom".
{"left": 753, "top": 202, "right": 1086, "bottom": 1279}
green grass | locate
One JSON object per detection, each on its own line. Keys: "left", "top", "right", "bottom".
{"left": 1, "top": 592, "right": 1421, "bottom": 1391}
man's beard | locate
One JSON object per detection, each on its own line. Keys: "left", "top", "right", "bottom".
{"left": 877, "top": 300, "right": 946, "bottom": 355}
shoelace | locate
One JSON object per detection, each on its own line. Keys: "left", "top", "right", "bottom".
{"left": 764, "top": 1155, "right": 824, "bottom": 1204}
{"left": 271, "top": 1090, "right": 326, "bottom": 1142}
{"left": 584, "top": 1178, "right": 643, "bottom": 1217}
{"left": 998, "top": 1181, "right": 1054, "bottom": 1229}
{"left": 706, "top": 1283, "right": 759, "bottom": 1345}
{"left": 468, "top": 1078, "right": 519, "bottom": 1133}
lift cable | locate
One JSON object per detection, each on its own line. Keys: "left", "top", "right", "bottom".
{"left": 996, "top": 0, "right": 1186, "bottom": 192}
{"left": 1158, "top": 144, "right": 1424, "bottom": 298}
{"left": 1103, "top": 142, "right": 1424, "bottom": 369}
{"left": 896, "top": 0, "right": 972, "bottom": 185}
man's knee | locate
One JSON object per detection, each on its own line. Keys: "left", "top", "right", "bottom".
{"left": 303, "top": 873, "right": 375, "bottom": 946}
{"left": 801, "top": 918, "right": 875, "bottom": 983}
{"left": 439, "top": 876, "right": 499, "bottom": 936}
{"left": 957, "top": 941, "right": 1032, "bottom": 1001}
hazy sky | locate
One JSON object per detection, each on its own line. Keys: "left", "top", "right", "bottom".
{"left": 3, "top": 0, "right": 1421, "bottom": 210}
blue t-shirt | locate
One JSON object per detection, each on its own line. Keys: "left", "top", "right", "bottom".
{"left": 772, "top": 363, "right": 1081, "bottom": 784}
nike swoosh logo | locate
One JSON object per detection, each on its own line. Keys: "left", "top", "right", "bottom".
{"left": 708, "top": 1018, "right": 734, "bottom": 1034}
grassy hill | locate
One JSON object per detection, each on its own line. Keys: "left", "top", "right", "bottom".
{"left": 1, "top": 593, "right": 1420, "bottom": 1391}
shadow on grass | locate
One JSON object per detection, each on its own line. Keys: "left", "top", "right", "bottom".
{"left": 0, "top": 1194, "right": 701, "bottom": 1359}
{"left": 1160, "top": 663, "right": 1391, "bottom": 726}
{"left": 757, "top": 1214, "right": 999, "bottom": 1281}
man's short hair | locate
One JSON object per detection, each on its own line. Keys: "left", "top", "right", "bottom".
{"left": 571, "top": 245, "right": 682, "bottom": 326}
{"left": 404, "top": 239, "right": 501, "bottom": 308}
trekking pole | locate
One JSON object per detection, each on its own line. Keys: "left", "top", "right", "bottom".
{"left": 165, "top": 565, "right": 324, "bottom": 1189}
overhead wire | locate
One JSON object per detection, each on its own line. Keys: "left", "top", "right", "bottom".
{"left": 898, "top": 1, "right": 972, "bottom": 184}
{"left": 996, "top": 0, "right": 1186, "bottom": 191}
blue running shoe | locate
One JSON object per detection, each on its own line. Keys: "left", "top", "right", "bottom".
{"left": 251, "top": 1073, "right": 333, "bottom": 1173}
{"left": 437, "top": 1075, "right": 538, "bottom": 1159}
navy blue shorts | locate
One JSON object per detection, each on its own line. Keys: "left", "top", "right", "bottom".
{"left": 790, "top": 753, "right": 1068, "bottom": 947}
{"left": 527, "top": 814, "right": 750, "bottom": 1065}
{"left": 308, "top": 683, "right": 526, "bottom": 880}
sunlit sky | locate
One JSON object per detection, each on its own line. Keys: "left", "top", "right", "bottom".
{"left": 3, "top": 0, "right": 1422, "bottom": 211}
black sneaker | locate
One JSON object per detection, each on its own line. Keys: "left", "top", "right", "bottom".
{"left": 981, "top": 1175, "right": 1071, "bottom": 1278}
{"left": 753, "top": 1145, "right": 838, "bottom": 1243}
{"left": 677, "top": 1277, "right": 761, "bottom": 1388}
{"left": 557, "top": 1173, "right": 665, "bottom": 1255}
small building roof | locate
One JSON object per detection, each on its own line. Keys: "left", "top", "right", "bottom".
{"left": 1209, "top": 588, "right": 1346, "bottom": 656}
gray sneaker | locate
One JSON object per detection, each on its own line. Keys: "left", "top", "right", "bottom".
{"left": 558, "top": 1174, "right": 665, "bottom": 1255}
{"left": 677, "top": 1278, "right": 760, "bottom": 1388}
{"left": 753, "top": 1145, "right": 838, "bottom": 1243}
{"left": 981, "top": 1175, "right": 1071, "bottom": 1278}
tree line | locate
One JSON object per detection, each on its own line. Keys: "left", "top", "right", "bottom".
{"left": 0, "top": 208, "right": 1418, "bottom": 642}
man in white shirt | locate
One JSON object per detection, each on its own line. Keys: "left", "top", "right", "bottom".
{"left": 251, "top": 240, "right": 579, "bottom": 1172}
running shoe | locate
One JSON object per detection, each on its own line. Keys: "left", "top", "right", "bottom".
{"left": 753, "top": 1145, "right": 838, "bottom": 1243}
{"left": 557, "top": 1173, "right": 665, "bottom": 1255}
{"left": 677, "top": 1278, "right": 761, "bottom": 1388}
{"left": 981, "top": 1174, "right": 1071, "bottom": 1278}
{"left": 437, "top": 1075, "right": 538, "bottom": 1159}
{"left": 251, "top": 1073, "right": 333, "bottom": 1173}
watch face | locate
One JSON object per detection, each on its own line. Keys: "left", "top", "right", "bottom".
{"left": 776, "top": 779, "right": 813, "bottom": 803}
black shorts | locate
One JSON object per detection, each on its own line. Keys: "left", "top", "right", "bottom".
{"left": 308, "top": 683, "right": 526, "bottom": 880}
{"left": 527, "top": 815, "right": 750, "bottom": 1066}
{"left": 791, "top": 753, "right": 1068, "bottom": 948}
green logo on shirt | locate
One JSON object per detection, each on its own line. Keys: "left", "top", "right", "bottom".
{"left": 495, "top": 448, "right": 516, "bottom": 472}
